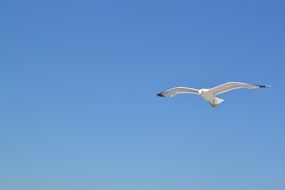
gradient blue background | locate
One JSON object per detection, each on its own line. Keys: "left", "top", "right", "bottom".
{"left": 1, "top": 0, "right": 285, "bottom": 189}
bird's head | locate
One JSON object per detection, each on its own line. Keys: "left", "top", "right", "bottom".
{"left": 198, "top": 89, "right": 207, "bottom": 96}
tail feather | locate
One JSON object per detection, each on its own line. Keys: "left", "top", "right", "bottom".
{"left": 210, "top": 97, "right": 224, "bottom": 108}
{"left": 215, "top": 97, "right": 224, "bottom": 105}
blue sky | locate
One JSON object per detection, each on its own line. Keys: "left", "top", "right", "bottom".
{"left": 1, "top": 0, "right": 285, "bottom": 189}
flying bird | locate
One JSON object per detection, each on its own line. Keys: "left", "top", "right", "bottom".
{"left": 157, "top": 82, "right": 270, "bottom": 108}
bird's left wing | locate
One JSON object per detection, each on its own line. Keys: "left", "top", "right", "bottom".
{"left": 157, "top": 87, "right": 199, "bottom": 97}
{"left": 209, "top": 82, "right": 269, "bottom": 95}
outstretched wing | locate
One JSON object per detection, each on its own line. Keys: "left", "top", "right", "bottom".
{"left": 157, "top": 87, "right": 199, "bottom": 97}
{"left": 209, "top": 82, "right": 269, "bottom": 95}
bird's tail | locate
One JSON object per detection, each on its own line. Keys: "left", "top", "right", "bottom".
{"left": 215, "top": 97, "right": 224, "bottom": 105}
{"left": 210, "top": 97, "right": 224, "bottom": 108}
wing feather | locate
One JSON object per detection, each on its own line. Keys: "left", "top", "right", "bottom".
{"left": 209, "top": 82, "right": 269, "bottom": 95}
{"left": 157, "top": 87, "right": 199, "bottom": 97}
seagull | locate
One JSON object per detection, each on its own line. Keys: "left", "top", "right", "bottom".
{"left": 157, "top": 82, "right": 270, "bottom": 108}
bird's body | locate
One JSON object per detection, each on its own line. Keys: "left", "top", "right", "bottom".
{"left": 199, "top": 89, "right": 217, "bottom": 107}
{"left": 157, "top": 82, "right": 269, "bottom": 108}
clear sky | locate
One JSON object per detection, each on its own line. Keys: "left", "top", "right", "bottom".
{"left": 1, "top": 0, "right": 285, "bottom": 190}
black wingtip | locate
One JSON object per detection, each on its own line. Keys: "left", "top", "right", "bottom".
{"left": 257, "top": 84, "right": 270, "bottom": 88}
{"left": 157, "top": 92, "right": 165, "bottom": 97}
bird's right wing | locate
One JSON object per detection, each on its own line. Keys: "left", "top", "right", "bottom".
{"left": 209, "top": 82, "right": 269, "bottom": 95}
{"left": 157, "top": 87, "right": 199, "bottom": 97}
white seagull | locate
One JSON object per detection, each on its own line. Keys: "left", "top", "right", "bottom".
{"left": 157, "top": 82, "right": 270, "bottom": 108}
